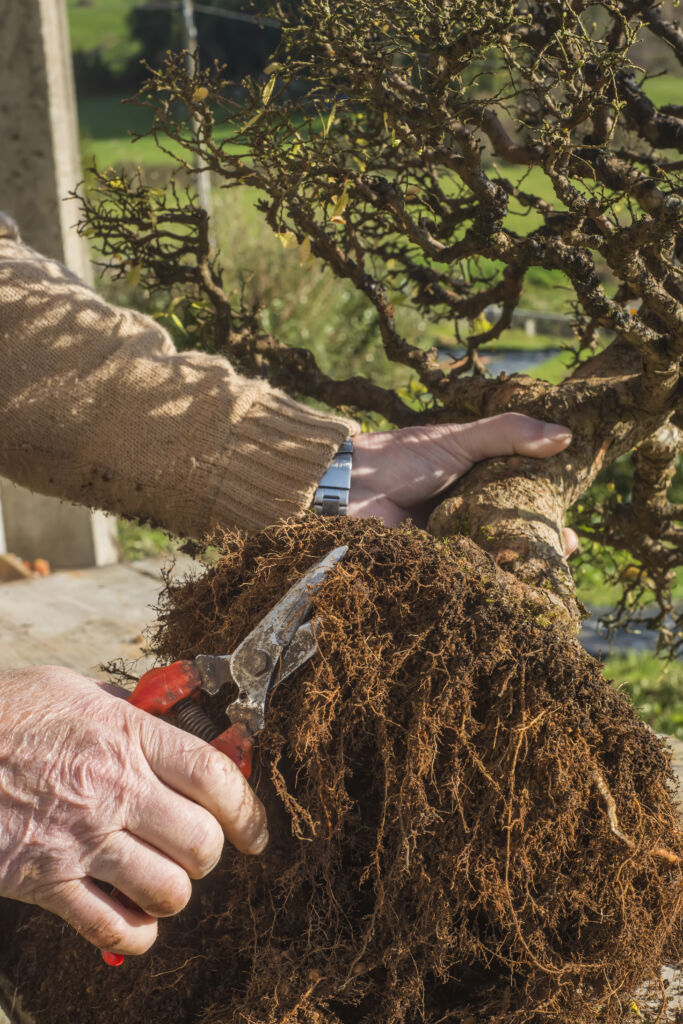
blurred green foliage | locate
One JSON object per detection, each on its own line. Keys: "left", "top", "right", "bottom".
{"left": 605, "top": 652, "right": 683, "bottom": 740}
{"left": 69, "top": 0, "right": 279, "bottom": 95}
{"left": 571, "top": 455, "right": 683, "bottom": 609}
{"left": 68, "top": 0, "right": 141, "bottom": 74}
{"left": 117, "top": 519, "right": 179, "bottom": 560}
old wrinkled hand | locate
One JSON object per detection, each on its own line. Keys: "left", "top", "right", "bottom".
{"left": 0, "top": 666, "right": 268, "bottom": 955}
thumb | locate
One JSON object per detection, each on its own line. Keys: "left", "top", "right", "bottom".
{"left": 447, "top": 413, "right": 572, "bottom": 463}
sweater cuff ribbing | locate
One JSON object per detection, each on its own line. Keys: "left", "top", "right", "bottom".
{"left": 208, "top": 385, "right": 360, "bottom": 533}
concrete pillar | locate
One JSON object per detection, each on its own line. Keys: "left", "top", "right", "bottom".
{"left": 0, "top": 498, "right": 6, "bottom": 557}
{"left": 0, "top": 0, "right": 119, "bottom": 569}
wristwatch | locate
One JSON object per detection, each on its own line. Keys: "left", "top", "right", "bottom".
{"left": 313, "top": 439, "right": 353, "bottom": 515}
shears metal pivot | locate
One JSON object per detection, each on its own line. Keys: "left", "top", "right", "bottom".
{"left": 127, "top": 544, "right": 348, "bottom": 779}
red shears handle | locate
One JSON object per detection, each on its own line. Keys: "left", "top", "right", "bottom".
{"left": 127, "top": 660, "right": 201, "bottom": 715}
{"left": 101, "top": 661, "right": 253, "bottom": 967}
{"left": 127, "top": 660, "right": 253, "bottom": 777}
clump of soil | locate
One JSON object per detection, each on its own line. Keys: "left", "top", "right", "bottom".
{"left": 2, "top": 516, "right": 682, "bottom": 1024}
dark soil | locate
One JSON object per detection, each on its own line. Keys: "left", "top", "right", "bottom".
{"left": 1, "top": 516, "right": 681, "bottom": 1024}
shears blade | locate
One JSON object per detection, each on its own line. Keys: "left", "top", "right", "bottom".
{"left": 226, "top": 545, "right": 347, "bottom": 734}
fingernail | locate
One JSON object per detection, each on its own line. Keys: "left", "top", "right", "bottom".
{"left": 543, "top": 423, "right": 572, "bottom": 444}
{"left": 250, "top": 824, "right": 269, "bottom": 855}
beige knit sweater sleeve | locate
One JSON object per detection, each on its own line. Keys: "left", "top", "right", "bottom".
{"left": 0, "top": 214, "right": 359, "bottom": 538}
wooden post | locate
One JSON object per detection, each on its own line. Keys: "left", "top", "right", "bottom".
{"left": 180, "top": 0, "right": 214, "bottom": 228}
{"left": 0, "top": 0, "right": 118, "bottom": 569}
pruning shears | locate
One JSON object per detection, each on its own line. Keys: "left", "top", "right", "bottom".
{"left": 102, "top": 544, "right": 348, "bottom": 966}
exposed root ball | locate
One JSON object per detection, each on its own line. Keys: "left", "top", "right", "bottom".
{"left": 2, "top": 517, "right": 682, "bottom": 1024}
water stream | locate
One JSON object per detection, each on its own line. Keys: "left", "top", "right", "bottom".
{"left": 438, "top": 346, "right": 560, "bottom": 376}
{"left": 580, "top": 610, "right": 665, "bottom": 659}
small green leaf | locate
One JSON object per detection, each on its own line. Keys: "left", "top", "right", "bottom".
{"left": 278, "top": 230, "right": 298, "bottom": 250}
{"left": 262, "top": 75, "right": 277, "bottom": 106}
{"left": 331, "top": 191, "right": 349, "bottom": 217}
{"left": 169, "top": 313, "right": 187, "bottom": 335}
{"left": 241, "top": 108, "right": 265, "bottom": 132}
{"left": 126, "top": 265, "right": 142, "bottom": 288}
{"left": 322, "top": 102, "right": 337, "bottom": 138}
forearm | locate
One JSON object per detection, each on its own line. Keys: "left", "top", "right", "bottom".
{"left": 0, "top": 215, "right": 358, "bottom": 537}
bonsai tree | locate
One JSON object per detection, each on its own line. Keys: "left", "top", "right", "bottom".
{"left": 6, "top": 7, "right": 682, "bottom": 1020}
{"left": 81, "top": 0, "right": 683, "bottom": 643}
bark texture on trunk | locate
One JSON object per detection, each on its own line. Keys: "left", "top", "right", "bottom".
{"left": 429, "top": 454, "right": 580, "bottom": 625}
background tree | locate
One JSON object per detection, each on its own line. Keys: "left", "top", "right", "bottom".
{"left": 80, "top": 0, "right": 683, "bottom": 650}
{"left": 70, "top": 0, "right": 279, "bottom": 94}
{"left": 127, "top": 0, "right": 279, "bottom": 83}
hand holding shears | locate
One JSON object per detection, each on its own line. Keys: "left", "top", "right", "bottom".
{"left": 102, "top": 545, "right": 347, "bottom": 965}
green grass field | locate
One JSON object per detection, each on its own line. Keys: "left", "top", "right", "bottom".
{"left": 68, "top": 0, "right": 140, "bottom": 73}
{"left": 78, "top": 94, "right": 157, "bottom": 167}
{"left": 604, "top": 652, "right": 683, "bottom": 739}
{"left": 643, "top": 72, "right": 683, "bottom": 108}
{"left": 78, "top": 94, "right": 245, "bottom": 168}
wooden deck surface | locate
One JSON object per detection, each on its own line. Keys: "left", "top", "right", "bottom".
{"left": 0, "top": 555, "right": 198, "bottom": 681}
